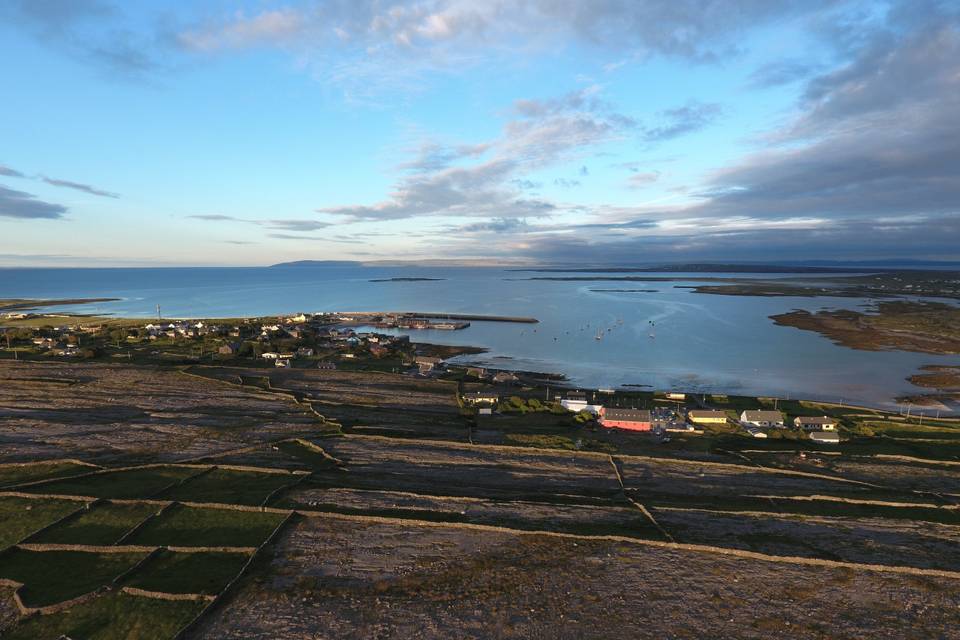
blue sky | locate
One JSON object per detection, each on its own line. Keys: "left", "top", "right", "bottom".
{"left": 0, "top": 0, "right": 957, "bottom": 266}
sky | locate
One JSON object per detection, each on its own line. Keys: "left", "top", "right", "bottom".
{"left": 0, "top": 0, "right": 958, "bottom": 267}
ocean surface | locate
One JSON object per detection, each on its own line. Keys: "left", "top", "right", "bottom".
{"left": 4, "top": 265, "right": 958, "bottom": 412}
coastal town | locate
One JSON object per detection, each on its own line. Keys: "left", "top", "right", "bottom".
{"left": 0, "top": 307, "right": 931, "bottom": 448}
{"left": 3, "top": 303, "right": 960, "bottom": 639}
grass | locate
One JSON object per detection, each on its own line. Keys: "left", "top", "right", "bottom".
{"left": 0, "top": 496, "right": 85, "bottom": 548}
{"left": 0, "top": 548, "right": 147, "bottom": 607}
{"left": 2, "top": 591, "right": 206, "bottom": 640}
{"left": 31, "top": 501, "right": 161, "bottom": 545}
{"left": 0, "top": 461, "right": 96, "bottom": 488}
{"left": 125, "top": 504, "right": 287, "bottom": 548}
{"left": 159, "top": 468, "right": 299, "bottom": 506}
{"left": 122, "top": 550, "right": 250, "bottom": 595}
{"left": 22, "top": 466, "right": 205, "bottom": 499}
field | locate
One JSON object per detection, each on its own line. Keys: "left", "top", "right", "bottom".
{"left": 22, "top": 466, "right": 204, "bottom": 499}
{"left": 0, "top": 548, "right": 147, "bottom": 607}
{"left": 2, "top": 591, "right": 205, "bottom": 640}
{"left": 189, "top": 515, "right": 960, "bottom": 640}
{"left": 0, "top": 495, "right": 85, "bottom": 548}
{"left": 29, "top": 501, "right": 162, "bottom": 545}
{"left": 2, "top": 359, "right": 960, "bottom": 638}
{"left": 122, "top": 550, "right": 251, "bottom": 595}
{"left": 125, "top": 504, "right": 287, "bottom": 548}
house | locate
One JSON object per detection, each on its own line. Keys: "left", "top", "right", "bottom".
{"left": 745, "top": 426, "right": 768, "bottom": 438}
{"left": 275, "top": 358, "right": 291, "bottom": 368}
{"left": 218, "top": 342, "right": 241, "bottom": 356}
{"left": 414, "top": 356, "right": 443, "bottom": 372}
{"left": 601, "top": 408, "right": 653, "bottom": 431}
{"left": 688, "top": 410, "right": 728, "bottom": 425}
{"left": 462, "top": 391, "right": 500, "bottom": 405}
{"left": 809, "top": 430, "right": 840, "bottom": 444}
{"left": 317, "top": 361, "right": 337, "bottom": 370}
{"left": 666, "top": 392, "right": 686, "bottom": 400}
{"left": 466, "top": 367, "right": 487, "bottom": 379}
{"left": 478, "top": 407, "right": 493, "bottom": 416}
{"left": 795, "top": 416, "right": 838, "bottom": 431}
{"left": 297, "top": 347, "right": 315, "bottom": 357}
{"left": 261, "top": 352, "right": 280, "bottom": 360}
{"left": 560, "top": 391, "right": 588, "bottom": 412}
{"left": 492, "top": 371, "right": 519, "bottom": 384}
{"left": 740, "top": 410, "right": 785, "bottom": 428}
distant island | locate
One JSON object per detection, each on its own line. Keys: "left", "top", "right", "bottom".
{"left": 589, "top": 288, "right": 658, "bottom": 293}
{"left": 369, "top": 277, "right": 446, "bottom": 283}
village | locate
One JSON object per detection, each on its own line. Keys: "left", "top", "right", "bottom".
{"left": 2, "top": 309, "right": 848, "bottom": 447}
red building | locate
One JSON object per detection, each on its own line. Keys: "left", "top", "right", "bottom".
{"left": 600, "top": 408, "right": 653, "bottom": 431}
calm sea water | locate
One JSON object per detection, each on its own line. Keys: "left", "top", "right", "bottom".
{"left": 4, "top": 266, "right": 957, "bottom": 412}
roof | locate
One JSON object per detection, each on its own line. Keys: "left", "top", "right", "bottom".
{"left": 809, "top": 431, "right": 840, "bottom": 442}
{"left": 603, "top": 409, "right": 652, "bottom": 422}
{"left": 463, "top": 391, "right": 499, "bottom": 400}
{"left": 688, "top": 410, "right": 726, "bottom": 419}
{"left": 566, "top": 391, "right": 587, "bottom": 401}
{"left": 741, "top": 410, "right": 784, "bottom": 421}
{"left": 415, "top": 356, "right": 442, "bottom": 364}
{"left": 795, "top": 415, "right": 837, "bottom": 424}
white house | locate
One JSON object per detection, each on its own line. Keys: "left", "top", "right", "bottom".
{"left": 809, "top": 430, "right": 840, "bottom": 444}
{"left": 740, "top": 410, "right": 785, "bottom": 428}
{"left": 794, "top": 416, "right": 838, "bottom": 431}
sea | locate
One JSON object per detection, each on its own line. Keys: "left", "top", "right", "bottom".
{"left": 4, "top": 265, "right": 958, "bottom": 413}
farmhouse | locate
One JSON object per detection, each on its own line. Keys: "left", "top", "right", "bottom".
{"left": 601, "top": 408, "right": 652, "bottom": 431}
{"left": 740, "top": 410, "right": 785, "bottom": 428}
{"left": 794, "top": 416, "right": 838, "bottom": 431}
{"left": 688, "top": 410, "right": 727, "bottom": 425}
{"left": 809, "top": 430, "right": 840, "bottom": 444}
{"left": 462, "top": 391, "right": 500, "bottom": 405}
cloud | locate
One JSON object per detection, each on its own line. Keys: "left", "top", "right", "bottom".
{"left": 176, "top": 1, "right": 841, "bottom": 95}
{"left": 188, "top": 214, "right": 242, "bottom": 221}
{"left": 223, "top": 240, "right": 255, "bottom": 245}
{"left": 554, "top": 178, "right": 580, "bottom": 188}
{"left": 0, "top": 0, "right": 167, "bottom": 76}
{"left": 747, "top": 59, "right": 822, "bottom": 87}
{"left": 267, "top": 232, "right": 329, "bottom": 241}
{"left": 642, "top": 101, "right": 723, "bottom": 142}
{"left": 0, "top": 184, "right": 67, "bottom": 219}
{"left": 0, "top": 164, "right": 26, "bottom": 178}
{"left": 41, "top": 176, "right": 119, "bottom": 198}
{"left": 264, "top": 219, "right": 333, "bottom": 231}
{"left": 319, "top": 87, "right": 634, "bottom": 222}
{"left": 398, "top": 141, "right": 490, "bottom": 172}
{"left": 627, "top": 172, "right": 661, "bottom": 188}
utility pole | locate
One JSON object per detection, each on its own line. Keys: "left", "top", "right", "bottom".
{"left": 918, "top": 412, "right": 924, "bottom": 426}
{"left": 157, "top": 304, "right": 162, "bottom": 322}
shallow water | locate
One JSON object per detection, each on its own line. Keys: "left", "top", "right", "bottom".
{"left": 4, "top": 266, "right": 957, "bottom": 411}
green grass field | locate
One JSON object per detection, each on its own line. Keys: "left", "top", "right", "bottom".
{"left": 123, "top": 550, "right": 251, "bottom": 595}
{"left": 0, "top": 461, "right": 97, "bottom": 488}
{"left": 0, "top": 496, "right": 85, "bottom": 548}
{"left": 0, "top": 548, "right": 147, "bottom": 607}
{"left": 125, "top": 504, "right": 287, "bottom": 548}
{"left": 30, "top": 501, "right": 161, "bottom": 545}
{"left": 159, "top": 468, "right": 300, "bottom": 506}
{"left": 22, "top": 466, "right": 205, "bottom": 500}
{"left": 3, "top": 591, "right": 206, "bottom": 640}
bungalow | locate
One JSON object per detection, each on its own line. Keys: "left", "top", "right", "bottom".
{"left": 414, "top": 356, "right": 443, "bottom": 373}
{"left": 297, "top": 347, "right": 315, "bottom": 357}
{"left": 795, "top": 416, "right": 838, "bottom": 431}
{"left": 688, "top": 410, "right": 728, "bottom": 425}
{"left": 466, "top": 367, "right": 488, "bottom": 379}
{"left": 492, "top": 371, "right": 519, "bottom": 384}
{"left": 275, "top": 358, "right": 291, "bottom": 368}
{"left": 601, "top": 408, "right": 653, "bottom": 432}
{"left": 809, "top": 430, "right": 840, "bottom": 444}
{"left": 740, "top": 410, "right": 785, "bottom": 428}
{"left": 666, "top": 392, "right": 686, "bottom": 400}
{"left": 218, "top": 342, "right": 241, "bottom": 356}
{"left": 560, "top": 391, "right": 588, "bottom": 412}
{"left": 261, "top": 352, "right": 280, "bottom": 360}
{"left": 745, "top": 426, "right": 768, "bottom": 438}
{"left": 463, "top": 391, "right": 500, "bottom": 405}
{"left": 317, "top": 361, "right": 337, "bottom": 370}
